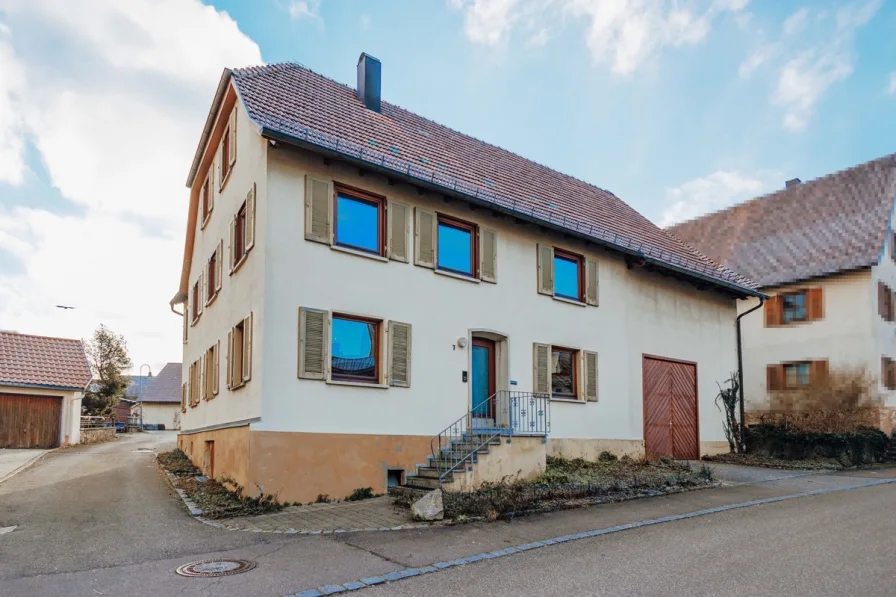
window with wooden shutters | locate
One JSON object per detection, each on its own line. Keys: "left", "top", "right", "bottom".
{"left": 219, "top": 130, "right": 230, "bottom": 189}
{"left": 212, "top": 340, "right": 220, "bottom": 396}
{"left": 806, "top": 288, "right": 823, "bottom": 321}
{"left": 228, "top": 109, "right": 237, "bottom": 170}
{"left": 766, "top": 364, "right": 785, "bottom": 391}
{"left": 783, "top": 361, "right": 812, "bottom": 389}
{"left": 879, "top": 281, "right": 892, "bottom": 321}
{"left": 479, "top": 228, "right": 497, "bottom": 283}
{"left": 585, "top": 259, "right": 599, "bottom": 306}
{"left": 781, "top": 291, "right": 807, "bottom": 323}
{"left": 229, "top": 318, "right": 246, "bottom": 389}
{"left": 414, "top": 208, "right": 436, "bottom": 268}
{"left": 764, "top": 296, "right": 782, "bottom": 326}
{"left": 242, "top": 313, "right": 253, "bottom": 383}
{"left": 226, "top": 329, "right": 233, "bottom": 389}
{"left": 388, "top": 321, "right": 412, "bottom": 387}
{"left": 884, "top": 357, "right": 896, "bottom": 390}
{"left": 214, "top": 239, "right": 223, "bottom": 293}
{"left": 230, "top": 193, "right": 253, "bottom": 274}
{"left": 388, "top": 200, "right": 410, "bottom": 262}
{"left": 206, "top": 247, "right": 218, "bottom": 306}
{"left": 537, "top": 244, "right": 554, "bottom": 295}
{"left": 201, "top": 171, "right": 213, "bottom": 228}
{"left": 191, "top": 275, "right": 202, "bottom": 325}
{"left": 304, "top": 176, "right": 333, "bottom": 244}
{"left": 245, "top": 184, "right": 256, "bottom": 251}
{"left": 298, "top": 307, "right": 329, "bottom": 380}
{"left": 584, "top": 351, "right": 598, "bottom": 402}
{"left": 533, "top": 343, "right": 551, "bottom": 395}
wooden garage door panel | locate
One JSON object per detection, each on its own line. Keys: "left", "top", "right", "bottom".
{"left": 643, "top": 357, "right": 672, "bottom": 458}
{"left": 670, "top": 362, "right": 699, "bottom": 460}
{"left": 0, "top": 393, "right": 62, "bottom": 449}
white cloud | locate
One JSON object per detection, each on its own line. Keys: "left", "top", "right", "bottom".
{"left": 287, "top": 0, "right": 322, "bottom": 22}
{"left": 660, "top": 170, "right": 767, "bottom": 227}
{"left": 739, "top": 44, "right": 775, "bottom": 79}
{"left": 447, "top": 0, "right": 748, "bottom": 74}
{"left": 0, "top": 24, "right": 27, "bottom": 185}
{"left": 889, "top": 72, "right": 896, "bottom": 95}
{"left": 782, "top": 8, "right": 809, "bottom": 36}
{"left": 773, "top": 51, "right": 852, "bottom": 132}
{"left": 0, "top": 0, "right": 261, "bottom": 373}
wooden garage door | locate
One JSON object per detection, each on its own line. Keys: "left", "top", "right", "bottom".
{"left": 642, "top": 356, "right": 699, "bottom": 460}
{"left": 0, "top": 393, "right": 62, "bottom": 449}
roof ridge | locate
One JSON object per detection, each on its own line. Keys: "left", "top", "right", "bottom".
{"left": 232, "top": 62, "right": 625, "bottom": 204}
{"left": 669, "top": 152, "right": 896, "bottom": 230}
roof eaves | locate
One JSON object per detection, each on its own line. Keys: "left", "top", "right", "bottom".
{"left": 0, "top": 382, "right": 86, "bottom": 392}
{"left": 259, "top": 125, "right": 762, "bottom": 298}
{"left": 186, "top": 69, "right": 234, "bottom": 188}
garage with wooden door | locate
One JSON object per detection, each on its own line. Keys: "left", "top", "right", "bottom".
{"left": 642, "top": 355, "right": 699, "bottom": 460}
{"left": 0, "top": 393, "right": 63, "bottom": 448}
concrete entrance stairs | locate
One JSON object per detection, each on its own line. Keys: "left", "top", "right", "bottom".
{"left": 399, "top": 432, "right": 506, "bottom": 492}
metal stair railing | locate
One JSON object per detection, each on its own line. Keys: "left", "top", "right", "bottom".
{"left": 429, "top": 391, "right": 551, "bottom": 485}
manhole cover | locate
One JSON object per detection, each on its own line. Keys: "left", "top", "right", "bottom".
{"left": 175, "top": 559, "right": 256, "bottom": 578}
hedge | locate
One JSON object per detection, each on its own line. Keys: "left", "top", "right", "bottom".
{"left": 744, "top": 424, "right": 889, "bottom": 466}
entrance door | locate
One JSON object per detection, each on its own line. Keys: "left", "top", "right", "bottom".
{"left": 0, "top": 393, "right": 62, "bottom": 449}
{"left": 471, "top": 338, "right": 496, "bottom": 421}
{"left": 642, "top": 356, "right": 699, "bottom": 460}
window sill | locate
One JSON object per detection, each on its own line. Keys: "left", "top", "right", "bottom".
{"left": 230, "top": 380, "right": 248, "bottom": 391}
{"left": 190, "top": 316, "right": 200, "bottom": 327}
{"left": 230, "top": 252, "right": 249, "bottom": 276}
{"left": 435, "top": 268, "right": 480, "bottom": 284}
{"left": 219, "top": 169, "right": 233, "bottom": 193}
{"left": 326, "top": 379, "right": 389, "bottom": 390}
{"left": 200, "top": 212, "right": 212, "bottom": 230}
{"left": 205, "top": 290, "right": 219, "bottom": 308}
{"left": 331, "top": 244, "right": 388, "bottom": 263}
{"left": 552, "top": 296, "right": 586, "bottom": 307}
{"left": 551, "top": 397, "right": 586, "bottom": 404}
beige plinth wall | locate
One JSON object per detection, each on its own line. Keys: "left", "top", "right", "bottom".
{"left": 547, "top": 438, "right": 645, "bottom": 460}
{"left": 178, "top": 425, "right": 252, "bottom": 491}
{"left": 446, "top": 436, "right": 547, "bottom": 492}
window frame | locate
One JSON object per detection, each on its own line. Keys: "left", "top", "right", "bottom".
{"left": 436, "top": 214, "right": 479, "bottom": 278}
{"left": 230, "top": 319, "right": 246, "bottom": 389}
{"left": 550, "top": 345, "right": 580, "bottom": 399}
{"left": 221, "top": 128, "right": 231, "bottom": 183}
{"left": 783, "top": 361, "right": 812, "bottom": 389}
{"left": 206, "top": 248, "right": 218, "bottom": 305}
{"left": 553, "top": 248, "right": 585, "bottom": 302}
{"left": 204, "top": 345, "right": 216, "bottom": 399}
{"left": 191, "top": 279, "right": 201, "bottom": 325}
{"left": 781, "top": 291, "right": 808, "bottom": 323}
{"left": 330, "top": 312, "right": 382, "bottom": 385}
{"left": 200, "top": 173, "right": 212, "bottom": 227}
{"left": 332, "top": 184, "right": 386, "bottom": 257}
{"left": 231, "top": 200, "right": 248, "bottom": 272}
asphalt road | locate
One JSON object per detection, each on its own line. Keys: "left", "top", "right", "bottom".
{"left": 366, "top": 482, "right": 896, "bottom": 597}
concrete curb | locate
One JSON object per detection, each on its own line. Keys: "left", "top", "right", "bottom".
{"left": 279, "top": 477, "right": 896, "bottom": 597}
{"left": 0, "top": 450, "right": 52, "bottom": 486}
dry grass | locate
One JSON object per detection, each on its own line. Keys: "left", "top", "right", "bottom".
{"left": 766, "top": 368, "right": 881, "bottom": 434}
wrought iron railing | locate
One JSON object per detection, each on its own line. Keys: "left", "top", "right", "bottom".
{"left": 430, "top": 391, "right": 551, "bottom": 483}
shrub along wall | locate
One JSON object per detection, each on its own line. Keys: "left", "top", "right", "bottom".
{"left": 744, "top": 424, "right": 889, "bottom": 466}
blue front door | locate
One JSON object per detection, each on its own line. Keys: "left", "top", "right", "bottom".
{"left": 471, "top": 338, "right": 494, "bottom": 418}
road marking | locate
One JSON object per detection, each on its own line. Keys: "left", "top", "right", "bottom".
{"left": 279, "top": 477, "right": 896, "bottom": 596}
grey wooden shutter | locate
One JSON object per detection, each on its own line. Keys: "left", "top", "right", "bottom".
{"left": 228, "top": 109, "right": 237, "bottom": 168}
{"left": 537, "top": 244, "right": 554, "bottom": 295}
{"left": 213, "top": 340, "right": 220, "bottom": 395}
{"left": 533, "top": 343, "right": 551, "bottom": 395}
{"left": 299, "top": 307, "right": 329, "bottom": 380}
{"left": 583, "top": 351, "right": 598, "bottom": 402}
{"left": 207, "top": 170, "right": 214, "bottom": 215}
{"left": 182, "top": 314, "right": 188, "bottom": 344}
{"left": 480, "top": 228, "right": 497, "bottom": 283}
{"left": 388, "top": 200, "right": 410, "bottom": 262}
{"left": 304, "top": 175, "right": 333, "bottom": 244}
{"left": 215, "top": 239, "right": 223, "bottom": 292}
{"left": 226, "top": 329, "right": 233, "bottom": 389}
{"left": 243, "top": 313, "right": 253, "bottom": 382}
{"left": 228, "top": 216, "right": 236, "bottom": 272}
{"left": 388, "top": 321, "right": 412, "bottom": 387}
{"left": 414, "top": 207, "right": 436, "bottom": 268}
{"left": 245, "top": 183, "right": 256, "bottom": 251}
{"left": 196, "top": 273, "right": 203, "bottom": 316}
{"left": 585, "top": 258, "right": 599, "bottom": 306}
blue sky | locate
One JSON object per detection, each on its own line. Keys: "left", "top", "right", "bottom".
{"left": 0, "top": 0, "right": 894, "bottom": 371}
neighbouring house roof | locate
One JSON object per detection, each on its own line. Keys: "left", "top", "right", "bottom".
{"left": 139, "top": 363, "right": 182, "bottom": 404}
{"left": 0, "top": 331, "right": 92, "bottom": 391}
{"left": 668, "top": 154, "right": 896, "bottom": 289}
{"left": 124, "top": 375, "right": 153, "bottom": 399}
{"left": 182, "top": 61, "right": 762, "bottom": 299}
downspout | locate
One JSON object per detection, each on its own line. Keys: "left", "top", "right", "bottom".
{"left": 736, "top": 296, "right": 765, "bottom": 446}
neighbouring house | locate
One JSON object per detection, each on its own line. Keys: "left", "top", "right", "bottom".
{"left": 0, "top": 330, "right": 92, "bottom": 448}
{"left": 137, "top": 363, "right": 182, "bottom": 430}
{"left": 668, "top": 154, "right": 896, "bottom": 432}
{"left": 170, "top": 53, "right": 763, "bottom": 502}
{"left": 112, "top": 399, "right": 138, "bottom": 426}
{"left": 124, "top": 375, "right": 153, "bottom": 401}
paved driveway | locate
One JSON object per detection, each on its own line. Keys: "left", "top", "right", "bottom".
{"left": 0, "top": 448, "right": 48, "bottom": 484}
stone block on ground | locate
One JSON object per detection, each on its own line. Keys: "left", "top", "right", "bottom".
{"left": 411, "top": 489, "right": 444, "bottom": 521}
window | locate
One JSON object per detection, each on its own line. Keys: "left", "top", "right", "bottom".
{"left": 181, "top": 383, "right": 187, "bottom": 412}
{"left": 227, "top": 314, "right": 252, "bottom": 389}
{"left": 783, "top": 362, "right": 811, "bottom": 389}
{"left": 221, "top": 129, "right": 231, "bottom": 181}
{"left": 551, "top": 347, "right": 578, "bottom": 398}
{"left": 437, "top": 215, "right": 477, "bottom": 277}
{"left": 229, "top": 185, "right": 255, "bottom": 272}
{"left": 879, "top": 281, "right": 894, "bottom": 322}
{"left": 883, "top": 357, "right": 896, "bottom": 390}
{"left": 218, "top": 109, "right": 236, "bottom": 190}
{"left": 203, "top": 343, "right": 219, "bottom": 399}
{"left": 201, "top": 173, "right": 213, "bottom": 225}
{"left": 331, "top": 315, "right": 380, "bottom": 383}
{"left": 553, "top": 249, "right": 583, "bottom": 301}
{"left": 191, "top": 276, "right": 202, "bottom": 325}
{"left": 334, "top": 187, "right": 384, "bottom": 255}
{"left": 782, "top": 291, "right": 807, "bottom": 323}
{"left": 189, "top": 360, "right": 201, "bottom": 407}
{"left": 206, "top": 250, "right": 217, "bottom": 303}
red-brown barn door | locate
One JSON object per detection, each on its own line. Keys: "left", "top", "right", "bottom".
{"left": 0, "top": 393, "right": 62, "bottom": 449}
{"left": 642, "top": 357, "right": 699, "bottom": 460}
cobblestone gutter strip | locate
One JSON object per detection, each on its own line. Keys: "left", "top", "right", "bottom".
{"left": 280, "top": 477, "right": 896, "bottom": 597}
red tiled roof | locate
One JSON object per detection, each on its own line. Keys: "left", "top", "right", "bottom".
{"left": 0, "top": 331, "right": 92, "bottom": 390}
{"left": 227, "top": 62, "right": 758, "bottom": 294}
{"left": 668, "top": 154, "right": 896, "bottom": 289}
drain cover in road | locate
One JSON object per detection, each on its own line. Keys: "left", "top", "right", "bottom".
{"left": 175, "top": 559, "right": 256, "bottom": 577}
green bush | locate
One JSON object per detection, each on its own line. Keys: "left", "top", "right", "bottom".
{"left": 744, "top": 423, "right": 889, "bottom": 466}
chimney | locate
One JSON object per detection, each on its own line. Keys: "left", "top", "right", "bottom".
{"left": 356, "top": 53, "right": 381, "bottom": 113}
{"left": 785, "top": 178, "right": 801, "bottom": 188}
